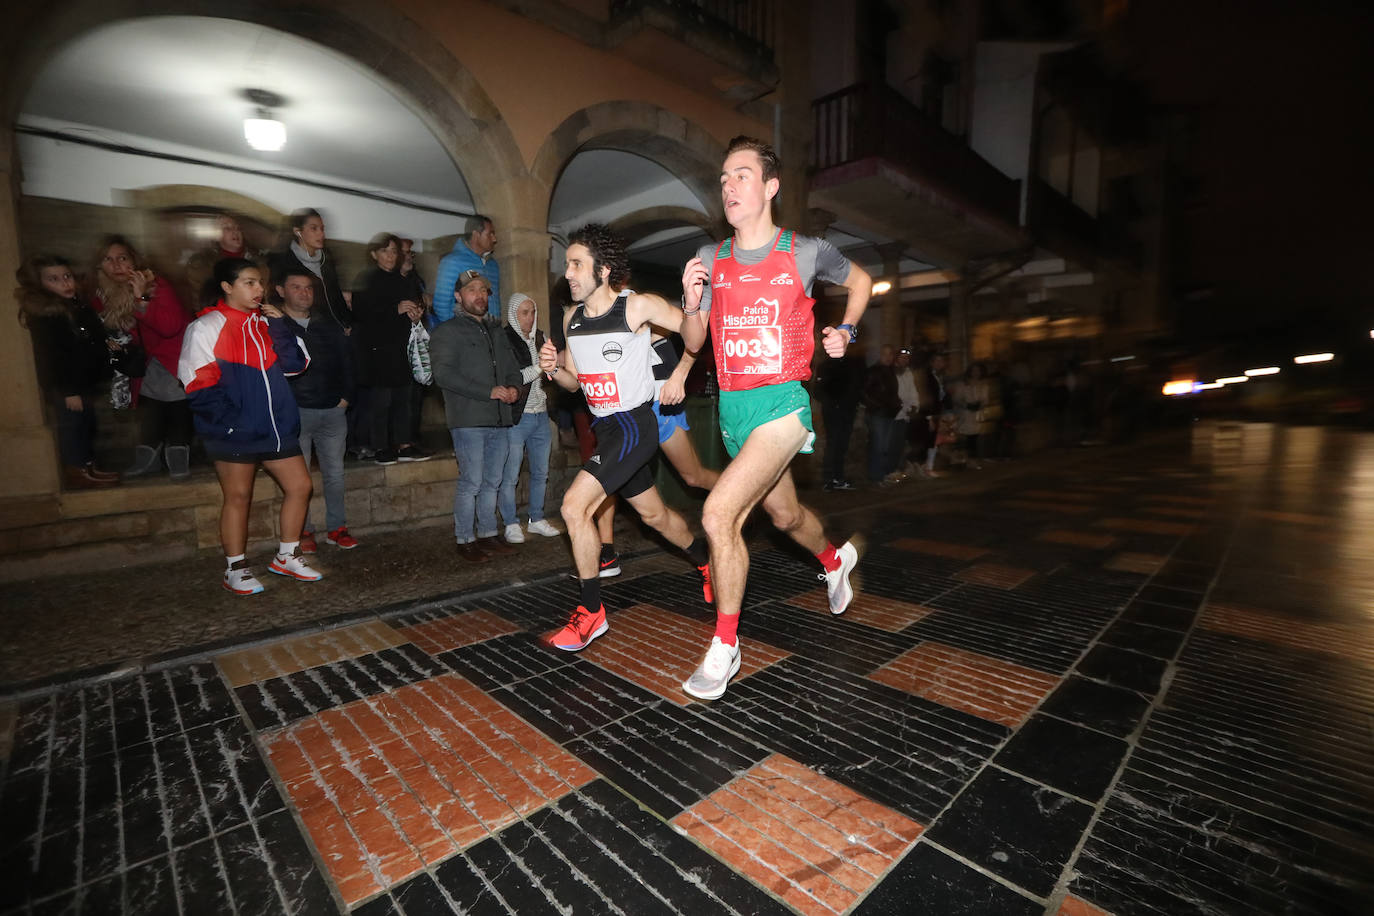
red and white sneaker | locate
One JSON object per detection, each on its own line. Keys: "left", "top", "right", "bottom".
{"left": 822, "top": 540, "right": 859, "bottom": 614}
{"left": 299, "top": 531, "right": 317, "bottom": 554}
{"left": 269, "top": 548, "right": 323, "bottom": 582}
{"left": 326, "top": 527, "right": 359, "bottom": 549}
{"left": 223, "top": 560, "right": 264, "bottom": 596}
{"left": 697, "top": 564, "right": 714, "bottom": 604}
{"left": 549, "top": 605, "right": 608, "bottom": 651}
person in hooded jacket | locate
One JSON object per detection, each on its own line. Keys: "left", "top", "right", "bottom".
{"left": 17, "top": 254, "right": 122, "bottom": 488}
{"left": 179, "top": 258, "right": 321, "bottom": 596}
{"left": 499, "top": 292, "right": 562, "bottom": 544}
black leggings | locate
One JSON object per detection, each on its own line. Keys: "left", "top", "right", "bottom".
{"left": 367, "top": 384, "right": 413, "bottom": 452}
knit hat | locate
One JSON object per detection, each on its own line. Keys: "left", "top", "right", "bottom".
{"left": 507, "top": 292, "right": 535, "bottom": 337}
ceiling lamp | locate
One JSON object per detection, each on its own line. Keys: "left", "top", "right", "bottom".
{"left": 242, "top": 88, "right": 286, "bottom": 152}
{"left": 1294, "top": 353, "right": 1334, "bottom": 364}
{"left": 871, "top": 280, "right": 892, "bottom": 295}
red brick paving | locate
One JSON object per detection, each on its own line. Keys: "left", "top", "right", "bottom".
{"left": 1038, "top": 529, "right": 1119, "bottom": 549}
{"left": 788, "top": 588, "right": 934, "bottom": 631}
{"left": 671, "top": 753, "right": 923, "bottom": 916}
{"left": 1095, "top": 517, "right": 1194, "bottom": 536}
{"left": 397, "top": 608, "right": 521, "bottom": 655}
{"left": 889, "top": 537, "right": 990, "bottom": 561}
{"left": 870, "top": 641, "right": 1060, "bottom": 727}
{"left": 954, "top": 563, "right": 1037, "bottom": 589}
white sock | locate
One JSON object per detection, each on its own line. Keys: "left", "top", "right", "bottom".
{"left": 278, "top": 541, "right": 298, "bottom": 557}
{"left": 226, "top": 553, "right": 245, "bottom": 569}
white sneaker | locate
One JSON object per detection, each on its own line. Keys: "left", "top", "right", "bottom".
{"left": 223, "top": 561, "right": 264, "bottom": 596}
{"left": 269, "top": 549, "right": 323, "bottom": 582}
{"left": 504, "top": 523, "right": 525, "bottom": 544}
{"left": 526, "top": 518, "right": 561, "bottom": 538}
{"left": 823, "top": 541, "right": 859, "bottom": 614}
{"left": 682, "top": 637, "right": 741, "bottom": 701}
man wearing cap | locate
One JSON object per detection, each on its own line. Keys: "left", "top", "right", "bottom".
{"left": 430, "top": 269, "right": 524, "bottom": 562}
{"left": 433, "top": 215, "right": 500, "bottom": 322}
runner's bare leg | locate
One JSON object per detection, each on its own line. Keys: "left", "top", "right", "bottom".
{"left": 561, "top": 470, "right": 610, "bottom": 580}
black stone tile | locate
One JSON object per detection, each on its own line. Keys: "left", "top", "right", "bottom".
{"left": 185, "top": 720, "right": 281, "bottom": 835}
{"left": 1038, "top": 676, "right": 1151, "bottom": 738}
{"left": 350, "top": 894, "right": 401, "bottom": 916}
{"left": 76, "top": 874, "right": 121, "bottom": 916}
{"left": 141, "top": 674, "right": 181, "bottom": 744}
{"left": 925, "top": 768, "right": 1093, "bottom": 897}
{"left": 262, "top": 677, "right": 314, "bottom": 728}
{"left": 30, "top": 828, "right": 81, "bottom": 902}
{"left": 463, "top": 834, "right": 565, "bottom": 915}
{"left": 567, "top": 704, "right": 768, "bottom": 820}
{"left": 279, "top": 670, "right": 333, "bottom": 717}
{"left": 493, "top": 821, "right": 612, "bottom": 915}
{"left": 41, "top": 766, "right": 82, "bottom": 835}
{"left": 743, "top": 602, "right": 914, "bottom": 675}
{"left": 29, "top": 891, "right": 78, "bottom": 916}
{"left": 703, "top": 657, "right": 1006, "bottom": 823}
{"left": 1117, "top": 599, "right": 1196, "bottom": 631}
{"left": 82, "top": 684, "right": 117, "bottom": 762}
{"left": 854, "top": 842, "right": 1041, "bottom": 915}
{"left": 81, "top": 810, "right": 122, "bottom": 890}
{"left": 111, "top": 678, "right": 152, "bottom": 750}
{"left": 216, "top": 823, "right": 280, "bottom": 916}
{"left": 0, "top": 842, "right": 33, "bottom": 911}
{"left": 392, "top": 871, "right": 454, "bottom": 916}
{"left": 437, "top": 633, "right": 577, "bottom": 693}
{"left": 165, "top": 665, "right": 238, "bottom": 734}
{"left": 233, "top": 682, "right": 286, "bottom": 732}
{"left": 8, "top": 697, "right": 54, "bottom": 775}
{"left": 491, "top": 661, "right": 660, "bottom": 745}
{"left": 0, "top": 772, "right": 45, "bottom": 846}
{"left": 47, "top": 693, "right": 85, "bottom": 772}
{"left": 1134, "top": 583, "right": 1203, "bottom": 610}
{"left": 153, "top": 735, "right": 210, "bottom": 850}
{"left": 122, "top": 853, "right": 180, "bottom": 916}
{"left": 1075, "top": 645, "right": 1167, "bottom": 694}
{"left": 171, "top": 836, "right": 234, "bottom": 915}
{"left": 117, "top": 746, "right": 169, "bottom": 867}
{"left": 567, "top": 780, "right": 791, "bottom": 915}
{"left": 993, "top": 714, "right": 1129, "bottom": 803}
{"left": 1098, "top": 620, "right": 1187, "bottom": 659}
{"left": 254, "top": 809, "right": 335, "bottom": 916}
{"left": 431, "top": 850, "right": 513, "bottom": 913}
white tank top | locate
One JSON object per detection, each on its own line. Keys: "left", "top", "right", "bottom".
{"left": 567, "top": 291, "right": 657, "bottom": 417}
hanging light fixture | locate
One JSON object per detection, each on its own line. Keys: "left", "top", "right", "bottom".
{"left": 241, "top": 88, "right": 286, "bottom": 152}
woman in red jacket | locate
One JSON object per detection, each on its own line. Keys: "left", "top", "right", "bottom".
{"left": 91, "top": 236, "right": 193, "bottom": 478}
{"left": 179, "top": 258, "right": 321, "bottom": 596}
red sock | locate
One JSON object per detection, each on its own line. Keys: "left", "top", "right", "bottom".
{"left": 816, "top": 543, "right": 841, "bottom": 573}
{"left": 715, "top": 612, "right": 739, "bottom": 647}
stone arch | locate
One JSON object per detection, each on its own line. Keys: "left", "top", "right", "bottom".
{"left": 609, "top": 205, "right": 719, "bottom": 247}
{"left": 2, "top": 0, "right": 524, "bottom": 215}
{"left": 531, "top": 101, "right": 727, "bottom": 221}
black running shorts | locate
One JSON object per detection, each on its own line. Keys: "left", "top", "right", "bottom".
{"left": 584, "top": 403, "right": 658, "bottom": 498}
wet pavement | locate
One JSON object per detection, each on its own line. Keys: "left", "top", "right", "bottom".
{"left": 2, "top": 421, "right": 1372, "bottom": 914}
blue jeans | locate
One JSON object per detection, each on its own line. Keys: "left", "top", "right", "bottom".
{"left": 499, "top": 410, "right": 551, "bottom": 525}
{"left": 451, "top": 426, "right": 508, "bottom": 543}
{"left": 299, "top": 405, "right": 348, "bottom": 532}
{"left": 866, "top": 414, "right": 895, "bottom": 482}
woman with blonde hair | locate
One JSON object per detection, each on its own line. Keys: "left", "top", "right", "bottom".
{"left": 16, "top": 254, "right": 122, "bottom": 488}
{"left": 91, "top": 235, "right": 192, "bottom": 478}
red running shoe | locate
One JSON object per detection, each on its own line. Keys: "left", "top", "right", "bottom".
{"left": 326, "top": 527, "right": 359, "bottom": 549}
{"left": 549, "top": 605, "right": 608, "bottom": 651}
{"left": 299, "top": 530, "right": 318, "bottom": 554}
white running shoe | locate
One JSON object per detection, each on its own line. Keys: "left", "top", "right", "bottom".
{"left": 682, "top": 637, "right": 741, "bottom": 701}
{"left": 504, "top": 523, "right": 526, "bottom": 544}
{"left": 526, "top": 518, "right": 562, "bottom": 538}
{"left": 269, "top": 549, "right": 323, "bottom": 582}
{"left": 823, "top": 541, "right": 859, "bottom": 614}
{"left": 223, "top": 561, "right": 264, "bottom": 596}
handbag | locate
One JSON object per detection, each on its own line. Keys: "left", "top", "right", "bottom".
{"left": 935, "top": 414, "right": 958, "bottom": 446}
{"left": 109, "top": 335, "right": 147, "bottom": 379}
{"left": 407, "top": 321, "right": 432, "bottom": 385}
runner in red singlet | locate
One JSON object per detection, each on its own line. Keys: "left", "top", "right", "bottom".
{"left": 678, "top": 136, "right": 873, "bottom": 700}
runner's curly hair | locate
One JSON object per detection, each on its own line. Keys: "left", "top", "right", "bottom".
{"left": 567, "top": 223, "right": 629, "bottom": 293}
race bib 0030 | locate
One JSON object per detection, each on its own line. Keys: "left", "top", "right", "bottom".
{"left": 580, "top": 371, "right": 622, "bottom": 409}
{"left": 720, "top": 326, "right": 782, "bottom": 376}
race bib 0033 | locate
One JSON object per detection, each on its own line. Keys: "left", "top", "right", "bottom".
{"left": 580, "top": 371, "right": 622, "bottom": 409}
{"left": 720, "top": 326, "right": 782, "bottom": 376}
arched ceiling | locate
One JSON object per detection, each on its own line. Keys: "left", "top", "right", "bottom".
{"left": 20, "top": 16, "right": 471, "bottom": 206}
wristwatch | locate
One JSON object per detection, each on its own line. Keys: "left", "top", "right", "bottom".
{"left": 835, "top": 323, "right": 858, "bottom": 343}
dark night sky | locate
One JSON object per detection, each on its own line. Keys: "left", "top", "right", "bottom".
{"left": 1127, "top": 0, "right": 1374, "bottom": 341}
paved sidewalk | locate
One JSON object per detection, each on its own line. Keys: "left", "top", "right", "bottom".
{"left": 2, "top": 422, "right": 1372, "bottom": 914}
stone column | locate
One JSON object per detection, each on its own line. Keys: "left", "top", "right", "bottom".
{"left": 774, "top": 4, "right": 812, "bottom": 228}
{"left": 0, "top": 127, "right": 60, "bottom": 499}
{"left": 876, "top": 241, "right": 905, "bottom": 347}
{"left": 948, "top": 279, "right": 972, "bottom": 375}
{"left": 491, "top": 175, "right": 553, "bottom": 330}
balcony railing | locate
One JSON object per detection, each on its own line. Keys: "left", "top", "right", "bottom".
{"left": 812, "top": 83, "right": 1020, "bottom": 223}
{"left": 610, "top": 0, "right": 775, "bottom": 62}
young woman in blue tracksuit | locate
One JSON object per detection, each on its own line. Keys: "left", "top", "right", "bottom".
{"left": 178, "top": 258, "right": 323, "bottom": 595}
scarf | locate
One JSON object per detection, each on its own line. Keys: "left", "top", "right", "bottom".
{"left": 291, "top": 241, "right": 325, "bottom": 278}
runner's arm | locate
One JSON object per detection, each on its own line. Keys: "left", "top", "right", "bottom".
{"left": 540, "top": 309, "right": 582, "bottom": 392}
{"left": 820, "top": 260, "right": 873, "bottom": 358}
{"left": 679, "top": 256, "right": 710, "bottom": 352}
{"left": 659, "top": 348, "right": 697, "bottom": 406}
